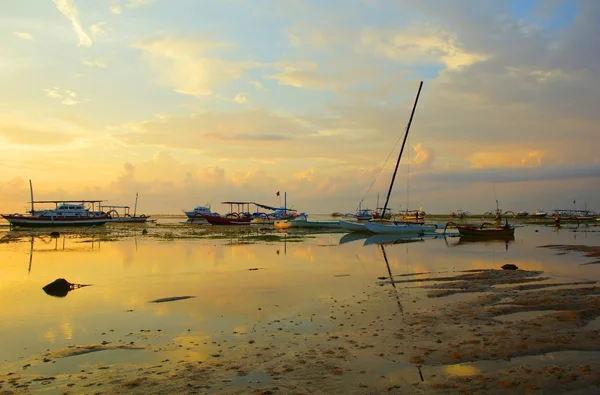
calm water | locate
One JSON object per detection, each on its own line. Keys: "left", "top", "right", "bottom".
{"left": 1, "top": 218, "right": 599, "bottom": 388}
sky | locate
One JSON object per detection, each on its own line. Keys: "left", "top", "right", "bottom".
{"left": 0, "top": 0, "right": 598, "bottom": 215}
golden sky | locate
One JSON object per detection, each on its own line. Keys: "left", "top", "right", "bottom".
{"left": 0, "top": 0, "right": 598, "bottom": 215}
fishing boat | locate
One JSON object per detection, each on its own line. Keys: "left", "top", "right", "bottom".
{"left": 363, "top": 221, "right": 437, "bottom": 235}
{"left": 399, "top": 207, "right": 426, "bottom": 223}
{"left": 444, "top": 221, "right": 515, "bottom": 238}
{"left": 203, "top": 198, "right": 302, "bottom": 225}
{"left": 355, "top": 208, "right": 374, "bottom": 221}
{"left": 359, "top": 81, "right": 435, "bottom": 235}
{"left": 184, "top": 204, "right": 219, "bottom": 220}
{"left": 517, "top": 210, "right": 529, "bottom": 217}
{"left": 339, "top": 220, "right": 368, "bottom": 232}
{"left": 532, "top": 209, "right": 548, "bottom": 217}
{"left": 102, "top": 193, "right": 151, "bottom": 223}
{"left": 1, "top": 181, "right": 110, "bottom": 227}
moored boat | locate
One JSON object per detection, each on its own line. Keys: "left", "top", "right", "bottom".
{"left": 2, "top": 200, "right": 110, "bottom": 228}
{"left": 363, "top": 221, "right": 437, "bottom": 235}
{"left": 517, "top": 210, "right": 529, "bottom": 217}
{"left": 444, "top": 221, "right": 515, "bottom": 238}
{"left": 339, "top": 220, "right": 368, "bottom": 232}
{"left": 102, "top": 193, "right": 151, "bottom": 223}
{"left": 184, "top": 204, "right": 219, "bottom": 220}
{"left": 1, "top": 180, "right": 111, "bottom": 228}
{"left": 532, "top": 209, "right": 548, "bottom": 217}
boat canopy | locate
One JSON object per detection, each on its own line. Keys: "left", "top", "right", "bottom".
{"left": 220, "top": 201, "right": 297, "bottom": 212}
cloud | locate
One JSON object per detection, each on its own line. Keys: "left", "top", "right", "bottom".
{"left": 0, "top": 114, "right": 82, "bottom": 147}
{"left": 109, "top": 2, "right": 122, "bottom": 14}
{"left": 250, "top": 81, "right": 264, "bottom": 90}
{"left": 409, "top": 143, "right": 434, "bottom": 168}
{"left": 233, "top": 94, "right": 248, "bottom": 104}
{"left": 52, "top": 0, "right": 92, "bottom": 47}
{"left": 82, "top": 58, "right": 107, "bottom": 68}
{"left": 127, "top": 0, "right": 154, "bottom": 8}
{"left": 110, "top": 0, "right": 154, "bottom": 15}
{"left": 13, "top": 32, "right": 33, "bottom": 40}
{"left": 357, "top": 24, "right": 489, "bottom": 69}
{"left": 43, "top": 88, "right": 88, "bottom": 105}
{"left": 89, "top": 21, "right": 107, "bottom": 38}
{"left": 134, "top": 37, "right": 260, "bottom": 96}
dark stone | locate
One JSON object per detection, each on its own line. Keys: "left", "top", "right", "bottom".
{"left": 501, "top": 264, "right": 519, "bottom": 270}
{"left": 42, "top": 278, "right": 73, "bottom": 297}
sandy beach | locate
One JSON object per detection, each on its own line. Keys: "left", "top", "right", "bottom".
{"left": 2, "top": 237, "right": 600, "bottom": 394}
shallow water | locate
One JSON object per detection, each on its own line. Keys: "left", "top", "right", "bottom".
{"left": 1, "top": 219, "right": 600, "bottom": 392}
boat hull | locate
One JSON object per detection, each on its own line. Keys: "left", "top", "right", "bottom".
{"left": 204, "top": 216, "right": 252, "bottom": 225}
{"left": 456, "top": 226, "right": 515, "bottom": 237}
{"left": 363, "top": 222, "right": 436, "bottom": 234}
{"left": 2, "top": 214, "right": 111, "bottom": 227}
{"left": 108, "top": 216, "right": 150, "bottom": 223}
{"left": 339, "top": 220, "right": 368, "bottom": 232}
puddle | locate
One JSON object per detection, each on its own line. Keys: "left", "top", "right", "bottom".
{"left": 22, "top": 348, "right": 154, "bottom": 376}
{"left": 493, "top": 310, "right": 562, "bottom": 322}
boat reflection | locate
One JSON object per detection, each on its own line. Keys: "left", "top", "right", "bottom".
{"left": 364, "top": 233, "right": 437, "bottom": 247}
{"left": 5, "top": 233, "right": 104, "bottom": 274}
{"left": 338, "top": 232, "right": 369, "bottom": 245}
{"left": 377, "top": 244, "right": 403, "bottom": 315}
{"left": 444, "top": 234, "right": 514, "bottom": 251}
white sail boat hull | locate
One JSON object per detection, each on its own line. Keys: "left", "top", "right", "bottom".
{"left": 363, "top": 221, "right": 437, "bottom": 234}
{"left": 339, "top": 220, "right": 368, "bottom": 232}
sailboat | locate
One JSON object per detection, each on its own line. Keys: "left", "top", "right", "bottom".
{"left": 361, "top": 81, "right": 438, "bottom": 235}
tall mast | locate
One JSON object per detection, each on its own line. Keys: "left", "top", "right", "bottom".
{"left": 134, "top": 192, "right": 139, "bottom": 217}
{"left": 381, "top": 81, "right": 423, "bottom": 219}
{"left": 29, "top": 179, "right": 34, "bottom": 214}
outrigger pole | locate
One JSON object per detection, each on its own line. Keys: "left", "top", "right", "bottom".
{"left": 381, "top": 80, "right": 423, "bottom": 219}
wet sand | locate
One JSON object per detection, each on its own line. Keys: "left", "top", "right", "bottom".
{"left": 2, "top": 252, "right": 600, "bottom": 395}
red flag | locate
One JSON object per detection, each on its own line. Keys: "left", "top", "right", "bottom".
{"left": 276, "top": 191, "right": 280, "bottom": 196}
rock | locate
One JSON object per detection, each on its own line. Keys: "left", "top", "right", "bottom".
{"left": 501, "top": 264, "right": 519, "bottom": 270}
{"left": 43, "top": 278, "right": 73, "bottom": 297}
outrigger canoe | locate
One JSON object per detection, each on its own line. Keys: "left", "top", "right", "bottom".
{"left": 445, "top": 221, "right": 515, "bottom": 237}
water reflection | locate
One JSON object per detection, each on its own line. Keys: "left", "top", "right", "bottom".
{"left": 365, "top": 233, "right": 436, "bottom": 246}
{"left": 0, "top": 223, "right": 599, "bottom": 387}
{"left": 16, "top": 234, "right": 104, "bottom": 274}
{"left": 444, "top": 235, "right": 514, "bottom": 251}
{"left": 378, "top": 244, "right": 403, "bottom": 315}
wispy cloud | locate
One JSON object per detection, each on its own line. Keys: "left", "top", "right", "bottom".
{"left": 109, "top": 2, "right": 122, "bottom": 14}
{"left": 43, "top": 88, "right": 88, "bottom": 105}
{"left": 82, "top": 58, "right": 107, "bottom": 68}
{"left": 13, "top": 32, "right": 33, "bottom": 40}
{"left": 89, "top": 21, "right": 107, "bottom": 38}
{"left": 110, "top": 0, "right": 153, "bottom": 14}
{"left": 250, "top": 81, "right": 264, "bottom": 90}
{"left": 134, "top": 37, "right": 260, "bottom": 96}
{"left": 127, "top": 0, "right": 154, "bottom": 8}
{"left": 52, "top": 0, "right": 92, "bottom": 47}
{"left": 233, "top": 94, "right": 248, "bottom": 104}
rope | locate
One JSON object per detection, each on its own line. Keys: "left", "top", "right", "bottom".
{"left": 357, "top": 125, "right": 407, "bottom": 210}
